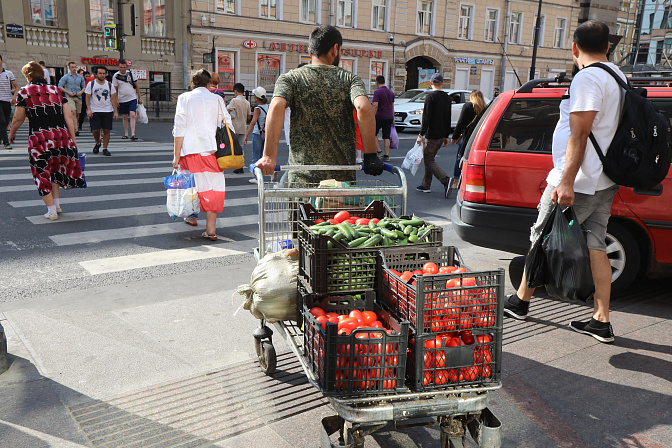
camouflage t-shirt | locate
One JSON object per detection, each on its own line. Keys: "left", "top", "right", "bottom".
{"left": 273, "top": 64, "right": 368, "bottom": 185}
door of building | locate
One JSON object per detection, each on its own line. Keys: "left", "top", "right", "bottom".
{"left": 454, "top": 67, "right": 469, "bottom": 90}
{"left": 405, "top": 56, "right": 435, "bottom": 91}
{"left": 480, "top": 68, "right": 495, "bottom": 99}
{"left": 504, "top": 70, "right": 519, "bottom": 92}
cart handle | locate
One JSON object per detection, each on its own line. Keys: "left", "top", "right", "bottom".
{"left": 249, "top": 163, "right": 395, "bottom": 174}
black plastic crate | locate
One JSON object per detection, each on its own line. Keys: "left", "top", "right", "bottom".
{"left": 379, "top": 246, "right": 504, "bottom": 334}
{"left": 298, "top": 204, "right": 443, "bottom": 294}
{"left": 407, "top": 329, "right": 502, "bottom": 391}
{"left": 299, "top": 200, "right": 395, "bottom": 222}
{"left": 301, "top": 290, "right": 409, "bottom": 396}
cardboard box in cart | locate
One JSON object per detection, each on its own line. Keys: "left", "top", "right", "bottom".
{"left": 378, "top": 246, "right": 505, "bottom": 392}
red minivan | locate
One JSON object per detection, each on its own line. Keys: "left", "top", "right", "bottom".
{"left": 451, "top": 76, "right": 672, "bottom": 291}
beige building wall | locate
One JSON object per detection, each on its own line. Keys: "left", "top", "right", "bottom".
{"left": 0, "top": 0, "right": 183, "bottom": 95}
{"left": 188, "top": 0, "right": 578, "bottom": 98}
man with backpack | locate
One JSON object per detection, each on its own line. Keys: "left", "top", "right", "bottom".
{"left": 86, "top": 66, "right": 118, "bottom": 156}
{"left": 503, "top": 20, "right": 626, "bottom": 343}
{"left": 112, "top": 60, "right": 142, "bottom": 141}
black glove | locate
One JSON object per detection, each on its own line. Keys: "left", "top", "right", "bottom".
{"left": 363, "top": 152, "right": 384, "bottom": 176}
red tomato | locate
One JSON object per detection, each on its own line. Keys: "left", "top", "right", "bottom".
{"left": 310, "top": 307, "right": 326, "bottom": 317}
{"left": 423, "top": 371, "right": 434, "bottom": 386}
{"left": 314, "top": 218, "right": 324, "bottom": 224}
{"left": 370, "top": 218, "right": 380, "bottom": 224}
{"left": 316, "top": 315, "right": 328, "bottom": 329}
{"left": 462, "top": 277, "right": 477, "bottom": 287}
{"left": 460, "top": 366, "right": 480, "bottom": 382}
{"left": 454, "top": 267, "right": 468, "bottom": 273}
{"left": 355, "top": 218, "right": 370, "bottom": 226}
{"left": 349, "top": 215, "right": 360, "bottom": 220}
{"left": 334, "top": 210, "right": 350, "bottom": 223}
{"left": 370, "top": 320, "right": 383, "bottom": 328}
{"left": 446, "top": 278, "right": 461, "bottom": 288}
{"left": 361, "top": 311, "right": 377, "bottom": 325}
{"left": 446, "top": 337, "right": 461, "bottom": 347}
{"left": 435, "top": 350, "right": 446, "bottom": 368}
{"left": 412, "top": 269, "right": 424, "bottom": 276}
{"left": 328, "top": 218, "right": 339, "bottom": 225}
{"left": 423, "top": 262, "right": 439, "bottom": 275}
{"left": 400, "top": 271, "right": 413, "bottom": 282}
{"left": 439, "top": 266, "right": 458, "bottom": 274}
{"left": 423, "top": 352, "right": 435, "bottom": 369}
{"left": 389, "top": 269, "right": 401, "bottom": 277}
{"left": 338, "top": 327, "right": 352, "bottom": 335}
{"left": 424, "top": 339, "right": 438, "bottom": 349}
{"left": 325, "top": 312, "right": 339, "bottom": 319}
{"left": 328, "top": 316, "right": 340, "bottom": 324}
{"left": 435, "top": 369, "right": 449, "bottom": 385}
{"left": 460, "top": 330, "right": 475, "bottom": 345}
{"left": 349, "top": 309, "right": 363, "bottom": 321}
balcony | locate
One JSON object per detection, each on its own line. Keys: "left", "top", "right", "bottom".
{"left": 87, "top": 32, "right": 105, "bottom": 51}
{"left": 26, "top": 27, "right": 69, "bottom": 48}
{"left": 141, "top": 37, "right": 175, "bottom": 56}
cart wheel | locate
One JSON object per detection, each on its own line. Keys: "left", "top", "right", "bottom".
{"left": 352, "top": 432, "right": 365, "bottom": 448}
{"left": 254, "top": 339, "right": 276, "bottom": 375}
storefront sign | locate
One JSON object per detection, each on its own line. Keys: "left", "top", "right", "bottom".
{"left": 6, "top": 24, "right": 24, "bottom": 39}
{"left": 242, "top": 40, "right": 258, "bottom": 49}
{"left": 418, "top": 69, "right": 435, "bottom": 89}
{"left": 452, "top": 57, "right": 494, "bottom": 65}
{"left": 131, "top": 69, "right": 147, "bottom": 80}
{"left": 257, "top": 54, "right": 281, "bottom": 92}
{"left": 80, "top": 57, "right": 133, "bottom": 66}
{"left": 265, "top": 42, "right": 382, "bottom": 59}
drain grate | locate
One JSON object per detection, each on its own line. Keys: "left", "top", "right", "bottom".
{"left": 70, "top": 352, "right": 328, "bottom": 447}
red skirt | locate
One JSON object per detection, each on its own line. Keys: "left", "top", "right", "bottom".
{"left": 179, "top": 153, "right": 226, "bottom": 213}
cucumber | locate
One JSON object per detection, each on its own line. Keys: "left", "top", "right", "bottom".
{"left": 333, "top": 231, "right": 345, "bottom": 242}
{"left": 383, "top": 235, "right": 392, "bottom": 246}
{"left": 347, "top": 236, "right": 369, "bottom": 248}
{"left": 381, "top": 228, "right": 397, "bottom": 239}
{"left": 360, "top": 234, "right": 383, "bottom": 247}
{"left": 417, "top": 225, "right": 435, "bottom": 241}
{"left": 400, "top": 217, "right": 425, "bottom": 227}
{"left": 409, "top": 234, "right": 419, "bottom": 243}
{"left": 403, "top": 225, "right": 414, "bottom": 235}
{"left": 341, "top": 221, "right": 357, "bottom": 239}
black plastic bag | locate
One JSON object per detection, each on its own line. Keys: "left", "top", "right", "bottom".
{"left": 542, "top": 206, "right": 595, "bottom": 302}
{"left": 525, "top": 204, "right": 557, "bottom": 289}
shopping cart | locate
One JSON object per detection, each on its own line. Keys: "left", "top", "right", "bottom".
{"left": 250, "top": 164, "right": 502, "bottom": 448}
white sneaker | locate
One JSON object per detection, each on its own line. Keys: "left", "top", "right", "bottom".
{"left": 44, "top": 211, "right": 58, "bottom": 221}
{"left": 56, "top": 207, "right": 62, "bottom": 213}
{"left": 249, "top": 178, "right": 258, "bottom": 184}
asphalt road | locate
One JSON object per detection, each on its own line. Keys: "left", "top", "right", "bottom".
{"left": 0, "top": 122, "right": 462, "bottom": 304}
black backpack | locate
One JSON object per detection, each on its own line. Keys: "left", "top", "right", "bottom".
{"left": 585, "top": 63, "right": 672, "bottom": 189}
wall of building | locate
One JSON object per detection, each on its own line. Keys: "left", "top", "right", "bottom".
{"left": 0, "top": 0, "right": 183, "bottom": 95}
{"left": 187, "top": 0, "right": 578, "bottom": 98}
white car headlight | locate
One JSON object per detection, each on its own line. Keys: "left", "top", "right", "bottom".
{"left": 410, "top": 109, "right": 423, "bottom": 115}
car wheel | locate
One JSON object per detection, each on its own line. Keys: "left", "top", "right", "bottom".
{"left": 605, "top": 221, "right": 641, "bottom": 292}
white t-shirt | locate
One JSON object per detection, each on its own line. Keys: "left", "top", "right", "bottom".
{"left": 42, "top": 68, "right": 50, "bottom": 83}
{"left": 85, "top": 79, "right": 116, "bottom": 113}
{"left": 547, "top": 62, "right": 626, "bottom": 194}
{"left": 112, "top": 71, "right": 137, "bottom": 103}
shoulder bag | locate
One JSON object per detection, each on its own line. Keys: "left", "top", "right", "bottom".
{"left": 215, "top": 100, "right": 245, "bottom": 170}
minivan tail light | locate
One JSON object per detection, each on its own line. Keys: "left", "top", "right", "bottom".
{"left": 463, "top": 163, "right": 485, "bottom": 203}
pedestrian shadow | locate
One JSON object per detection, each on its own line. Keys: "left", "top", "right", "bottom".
{"left": 609, "top": 352, "right": 672, "bottom": 382}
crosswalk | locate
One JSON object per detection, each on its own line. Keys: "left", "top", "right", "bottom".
{"left": 1, "top": 126, "right": 261, "bottom": 279}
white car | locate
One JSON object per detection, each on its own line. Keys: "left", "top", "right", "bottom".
{"left": 394, "top": 89, "right": 425, "bottom": 105}
{"left": 394, "top": 90, "right": 488, "bottom": 132}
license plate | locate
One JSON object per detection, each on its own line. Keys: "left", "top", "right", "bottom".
{"left": 395, "top": 117, "right": 402, "bottom": 122}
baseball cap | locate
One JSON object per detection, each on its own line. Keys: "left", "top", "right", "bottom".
{"left": 252, "top": 86, "right": 266, "bottom": 98}
{"left": 430, "top": 73, "right": 444, "bottom": 83}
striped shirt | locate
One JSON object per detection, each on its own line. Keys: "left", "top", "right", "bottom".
{"left": 0, "top": 69, "right": 16, "bottom": 102}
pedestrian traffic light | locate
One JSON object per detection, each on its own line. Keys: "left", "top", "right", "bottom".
{"left": 104, "top": 24, "right": 117, "bottom": 51}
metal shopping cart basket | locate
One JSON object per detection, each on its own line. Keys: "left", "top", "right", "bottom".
{"left": 249, "top": 164, "right": 502, "bottom": 448}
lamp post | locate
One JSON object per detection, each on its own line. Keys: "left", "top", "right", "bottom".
{"left": 529, "top": 0, "right": 543, "bottom": 81}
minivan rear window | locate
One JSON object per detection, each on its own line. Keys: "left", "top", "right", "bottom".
{"left": 490, "top": 99, "right": 561, "bottom": 153}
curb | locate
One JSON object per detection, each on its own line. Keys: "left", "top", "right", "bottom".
{"left": 0, "top": 322, "right": 7, "bottom": 375}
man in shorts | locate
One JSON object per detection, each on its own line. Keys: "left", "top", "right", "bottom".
{"left": 58, "top": 62, "right": 85, "bottom": 136}
{"left": 85, "top": 66, "right": 118, "bottom": 156}
{"left": 255, "top": 25, "right": 383, "bottom": 183}
{"left": 0, "top": 54, "right": 19, "bottom": 149}
{"left": 503, "top": 20, "right": 625, "bottom": 343}
{"left": 112, "top": 60, "right": 142, "bottom": 140}
{"left": 226, "top": 82, "right": 251, "bottom": 174}
{"left": 372, "top": 75, "right": 395, "bottom": 161}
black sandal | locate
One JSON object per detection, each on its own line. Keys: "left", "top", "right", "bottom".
{"left": 121, "top": 135, "right": 129, "bottom": 139}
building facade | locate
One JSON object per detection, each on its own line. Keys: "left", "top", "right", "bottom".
{"left": 0, "top": 0, "right": 182, "bottom": 92}
{"left": 188, "top": 0, "right": 581, "bottom": 99}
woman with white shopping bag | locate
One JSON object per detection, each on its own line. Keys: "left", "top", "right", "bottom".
{"left": 172, "top": 69, "right": 232, "bottom": 240}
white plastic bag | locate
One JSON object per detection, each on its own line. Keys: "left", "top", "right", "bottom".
{"left": 136, "top": 104, "right": 148, "bottom": 124}
{"left": 163, "top": 170, "right": 201, "bottom": 219}
{"left": 401, "top": 143, "right": 424, "bottom": 176}
{"left": 235, "top": 250, "right": 299, "bottom": 323}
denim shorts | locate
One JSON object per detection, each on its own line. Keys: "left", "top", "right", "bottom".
{"left": 530, "top": 184, "right": 619, "bottom": 251}
{"left": 118, "top": 99, "right": 137, "bottom": 115}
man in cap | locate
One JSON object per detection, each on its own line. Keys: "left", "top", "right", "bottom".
{"left": 415, "top": 73, "right": 452, "bottom": 197}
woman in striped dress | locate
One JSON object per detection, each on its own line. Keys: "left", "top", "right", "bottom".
{"left": 172, "top": 69, "right": 231, "bottom": 240}
{"left": 9, "top": 61, "right": 85, "bottom": 221}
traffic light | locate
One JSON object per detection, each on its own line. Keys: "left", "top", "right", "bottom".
{"left": 104, "top": 24, "right": 117, "bottom": 51}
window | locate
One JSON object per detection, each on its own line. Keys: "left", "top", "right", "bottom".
{"left": 261, "top": 0, "right": 278, "bottom": 19}
{"left": 337, "top": 0, "right": 354, "bottom": 27}
{"left": 143, "top": 0, "right": 166, "bottom": 37}
{"left": 217, "top": 0, "right": 236, "bottom": 14}
{"left": 30, "top": 0, "right": 59, "bottom": 27}
{"left": 90, "top": 0, "right": 114, "bottom": 30}
{"left": 484, "top": 8, "right": 498, "bottom": 42}
{"left": 372, "top": 0, "right": 387, "bottom": 31}
{"left": 531, "top": 14, "right": 545, "bottom": 46}
{"left": 509, "top": 12, "right": 522, "bottom": 44}
{"left": 340, "top": 59, "right": 355, "bottom": 72}
{"left": 216, "top": 50, "right": 237, "bottom": 91}
{"left": 490, "top": 99, "right": 562, "bottom": 153}
{"left": 458, "top": 4, "right": 474, "bottom": 39}
{"left": 370, "top": 60, "right": 387, "bottom": 92}
{"left": 417, "top": 0, "right": 434, "bottom": 35}
{"left": 257, "top": 53, "right": 283, "bottom": 92}
{"left": 553, "top": 17, "right": 567, "bottom": 48}
{"left": 300, "top": 0, "right": 317, "bottom": 23}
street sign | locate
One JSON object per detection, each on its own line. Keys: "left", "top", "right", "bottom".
{"left": 203, "top": 52, "right": 213, "bottom": 63}
{"left": 104, "top": 24, "right": 117, "bottom": 51}
{"left": 5, "top": 24, "right": 24, "bottom": 39}
{"left": 242, "top": 40, "right": 257, "bottom": 49}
